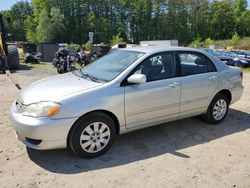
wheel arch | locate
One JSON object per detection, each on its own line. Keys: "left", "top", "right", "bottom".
{"left": 67, "top": 109, "right": 120, "bottom": 147}
{"left": 216, "top": 89, "right": 232, "bottom": 104}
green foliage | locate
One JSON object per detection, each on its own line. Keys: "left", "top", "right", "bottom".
{"left": 188, "top": 36, "right": 202, "bottom": 48}
{"left": 2, "top": 0, "right": 250, "bottom": 46}
{"left": 228, "top": 32, "right": 241, "bottom": 45}
{"left": 233, "top": 0, "right": 248, "bottom": 17}
{"left": 0, "top": 1, "right": 33, "bottom": 41}
{"left": 24, "top": 15, "right": 38, "bottom": 42}
{"left": 50, "top": 7, "right": 65, "bottom": 42}
{"left": 85, "top": 41, "right": 93, "bottom": 51}
{"left": 210, "top": 0, "right": 236, "bottom": 40}
{"left": 204, "top": 38, "right": 214, "bottom": 47}
{"left": 67, "top": 44, "right": 80, "bottom": 52}
{"left": 36, "top": 9, "right": 53, "bottom": 42}
{"left": 110, "top": 33, "right": 125, "bottom": 46}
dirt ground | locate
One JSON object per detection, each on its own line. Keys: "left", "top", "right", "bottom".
{"left": 0, "top": 63, "right": 250, "bottom": 188}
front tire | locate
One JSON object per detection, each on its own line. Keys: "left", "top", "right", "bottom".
{"left": 69, "top": 112, "right": 116, "bottom": 158}
{"left": 203, "top": 93, "right": 229, "bottom": 124}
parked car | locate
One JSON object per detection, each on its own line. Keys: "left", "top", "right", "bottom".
{"left": 200, "top": 48, "right": 235, "bottom": 66}
{"left": 10, "top": 47, "right": 244, "bottom": 158}
{"left": 217, "top": 50, "right": 250, "bottom": 68}
{"left": 232, "top": 50, "right": 250, "bottom": 59}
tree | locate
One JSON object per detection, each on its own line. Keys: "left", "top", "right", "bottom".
{"left": 36, "top": 9, "right": 53, "bottom": 42}
{"left": 239, "top": 10, "right": 250, "bottom": 36}
{"left": 3, "top": 0, "right": 250, "bottom": 45}
{"left": 110, "top": 33, "right": 125, "bottom": 46}
{"left": 233, "top": 0, "right": 248, "bottom": 17}
{"left": 1, "top": 1, "right": 33, "bottom": 41}
{"left": 233, "top": 0, "right": 249, "bottom": 36}
{"left": 50, "top": 7, "right": 65, "bottom": 42}
{"left": 210, "top": 0, "right": 236, "bottom": 39}
{"left": 24, "top": 15, "right": 38, "bottom": 42}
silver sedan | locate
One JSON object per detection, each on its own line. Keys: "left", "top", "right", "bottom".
{"left": 10, "top": 47, "right": 244, "bottom": 158}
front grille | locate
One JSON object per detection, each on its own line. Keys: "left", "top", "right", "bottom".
{"left": 15, "top": 100, "right": 25, "bottom": 112}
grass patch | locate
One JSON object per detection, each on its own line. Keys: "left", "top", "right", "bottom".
{"left": 19, "top": 62, "right": 83, "bottom": 72}
{"left": 242, "top": 67, "right": 250, "bottom": 72}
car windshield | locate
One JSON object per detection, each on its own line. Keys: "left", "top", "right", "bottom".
{"left": 79, "top": 50, "right": 145, "bottom": 82}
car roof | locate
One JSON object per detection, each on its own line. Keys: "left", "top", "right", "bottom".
{"left": 119, "top": 46, "right": 228, "bottom": 72}
{"left": 120, "top": 46, "right": 204, "bottom": 54}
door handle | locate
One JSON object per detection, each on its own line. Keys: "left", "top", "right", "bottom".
{"left": 209, "top": 76, "right": 217, "bottom": 81}
{"left": 173, "top": 82, "right": 180, "bottom": 86}
{"left": 168, "top": 82, "right": 180, "bottom": 88}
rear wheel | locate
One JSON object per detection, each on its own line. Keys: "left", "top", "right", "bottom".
{"left": 69, "top": 112, "right": 116, "bottom": 158}
{"left": 203, "top": 93, "right": 229, "bottom": 124}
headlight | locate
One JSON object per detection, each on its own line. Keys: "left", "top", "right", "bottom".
{"left": 70, "top": 55, "right": 76, "bottom": 61}
{"left": 240, "top": 60, "right": 247, "bottom": 64}
{"left": 22, "top": 102, "right": 61, "bottom": 117}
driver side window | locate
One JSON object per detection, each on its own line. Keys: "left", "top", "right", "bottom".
{"left": 133, "top": 52, "right": 176, "bottom": 82}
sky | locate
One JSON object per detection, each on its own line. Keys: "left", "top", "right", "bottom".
{"left": 0, "top": 0, "right": 31, "bottom": 11}
{"left": 0, "top": 0, "right": 250, "bottom": 11}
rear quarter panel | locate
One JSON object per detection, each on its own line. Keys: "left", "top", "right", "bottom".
{"left": 207, "top": 65, "right": 243, "bottom": 106}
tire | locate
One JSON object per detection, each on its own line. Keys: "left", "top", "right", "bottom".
{"left": 69, "top": 112, "right": 116, "bottom": 158}
{"left": 7, "top": 44, "right": 20, "bottom": 70}
{"left": 0, "top": 59, "right": 6, "bottom": 74}
{"left": 57, "top": 67, "right": 64, "bottom": 74}
{"left": 203, "top": 93, "right": 229, "bottom": 124}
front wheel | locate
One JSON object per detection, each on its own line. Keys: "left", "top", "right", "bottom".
{"left": 203, "top": 93, "right": 229, "bottom": 124}
{"left": 68, "top": 112, "right": 116, "bottom": 158}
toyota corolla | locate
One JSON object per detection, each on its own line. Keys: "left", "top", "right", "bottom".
{"left": 10, "top": 47, "right": 244, "bottom": 158}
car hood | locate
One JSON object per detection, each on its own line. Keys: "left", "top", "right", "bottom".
{"left": 20, "top": 72, "right": 102, "bottom": 104}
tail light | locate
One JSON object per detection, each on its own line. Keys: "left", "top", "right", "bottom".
{"left": 240, "top": 71, "right": 243, "bottom": 82}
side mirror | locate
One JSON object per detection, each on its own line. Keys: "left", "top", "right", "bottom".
{"left": 127, "top": 74, "right": 146, "bottom": 84}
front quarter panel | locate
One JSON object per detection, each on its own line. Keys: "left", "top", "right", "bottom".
{"left": 52, "top": 83, "right": 127, "bottom": 133}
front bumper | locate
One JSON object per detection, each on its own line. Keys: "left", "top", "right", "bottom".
{"left": 10, "top": 101, "right": 78, "bottom": 150}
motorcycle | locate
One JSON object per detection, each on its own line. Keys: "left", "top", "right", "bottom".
{"left": 76, "top": 51, "right": 98, "bottom": 67}
{"left": 53, "top": 48, "right": 76, "bottom": 74}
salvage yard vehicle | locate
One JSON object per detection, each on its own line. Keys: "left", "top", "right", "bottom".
{"left": 200, "top": 48, "right": 235, "bottom": 66}
{"left": 217, "top": 50, "right": 250, "bottom": 68}
{"left": 10, "top": 46, "right": 244, "bottom": 158}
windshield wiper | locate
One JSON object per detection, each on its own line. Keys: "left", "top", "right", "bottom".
{"left": 80, "top": 70, "right": 101, "bottom": 83}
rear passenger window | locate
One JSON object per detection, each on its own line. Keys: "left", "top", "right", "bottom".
{"left": 178, "top": 52, "right": 216, "bottom": 76}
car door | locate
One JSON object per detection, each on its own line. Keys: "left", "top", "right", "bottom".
{"left": 124, "top": 52, "right": 181, "bottom": 131}
{"left": 176, "top": 51, "right": 218, "bottom": 116}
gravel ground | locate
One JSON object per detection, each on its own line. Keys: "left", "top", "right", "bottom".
{"left": 0, "top": 63, "right": 250, "bottom": 188}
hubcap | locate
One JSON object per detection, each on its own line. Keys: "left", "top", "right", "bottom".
{"left": 213, "top": 99, "right": 227, "bottom": 120}
{"left": 80, "top": 122, "right": 110, "bottom": 153}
